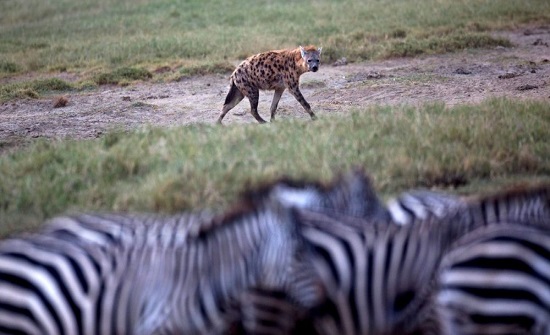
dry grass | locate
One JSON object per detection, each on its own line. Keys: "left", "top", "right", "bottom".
{"left": 1, "top": 98, "right": 549, "bottom": 236}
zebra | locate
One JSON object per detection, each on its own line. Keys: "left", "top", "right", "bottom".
{"left": 233, "top": 168, "right": 391, "bottom": 334}
{"left": 386, "top": 189, "right": 465, "bottom": 225}
{"left": 266, "top": 168, "right": 466, "bottom": 226}
{"left": 239, "top": 172, "right": 550, "bottom": 335}
{"left": 436, "top": 224, "right": 550, "bottom": 335}
{"left": 243, "top": 167, "right": 390, "bottom": 221}
{"left": 293, "top": 209, "right": 456, "bottom": 335}
{"left": 0, "top": 197, "right": 326, "bottom": 334}
{"left": 295, "top": 182, "right": 550, "bottom": 335}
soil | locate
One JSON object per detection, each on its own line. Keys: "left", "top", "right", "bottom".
{"left": 1, "top": 27, "right": 549, "bottom": 153}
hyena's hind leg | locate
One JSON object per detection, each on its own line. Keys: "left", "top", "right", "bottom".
{"left": 269, "top": 88, "right": 285, "bottom": 121}
{"left": 247, "top": 88, "right": 267, "bottom": 124}
{"left": 218, "top": 82, "right": 245, "bottom": 124}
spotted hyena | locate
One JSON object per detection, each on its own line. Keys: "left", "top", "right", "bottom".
{"left": 217, "top": 45, "right": 322, "bottom": 124}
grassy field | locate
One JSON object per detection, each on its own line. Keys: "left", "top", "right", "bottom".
{"left": 1, "top": 0, "right": 549, "bottom": 235}
{"left": 1, "top": 0, "right": 549, "bottom": 82}
{"left": 1, "top": 98, "right": 549, "bottom": 236}
{"left": 2, "top": 0, "right": 549, "bottom": 101}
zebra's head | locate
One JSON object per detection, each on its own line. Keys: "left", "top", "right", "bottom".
{"left": 244, "top": 168, "right": 390, "bottom": 220}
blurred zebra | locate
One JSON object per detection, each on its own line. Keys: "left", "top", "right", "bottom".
{"left": 268, "top": 169, "right": 465, "bottom": 225}
{"left": 233, "top": 168, "right": 390, "bottom": 333}
{"left": 293, "top": 208, "right": 465, "bottom": 335}
{"left": 386, "top": 189, "right": 465, "bottom": 225}
{"left": 240, "top": 172, "right": 550, "bottom": 335}
{"left": 0, "top": 197, "right": 325, "bottom": 334}
{"left": 245, "top": 167, "right": 390, "bottom": 221}
{"left": 437, "top": 224, "right": 550, "bottom": 335}
{"left": 296, "top": 183, "right": 550, "bottom": 335}
{"left": 375, "top": 181, "right": 550, "bottom": 334}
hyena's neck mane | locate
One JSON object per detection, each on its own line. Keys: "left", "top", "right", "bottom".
{"left": 289, "top": 47, "right": 308, "bottom": 74}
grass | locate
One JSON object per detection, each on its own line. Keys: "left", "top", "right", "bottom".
{"left": 93, "top": 67, "right": 152, "bottom": 85}
{"left": 0, "top": 78, "right": 75, "bottom": 101}
{"left": 1, "top": 98, "right": 549, "bottom": 236}
{"left": 1, "top": 0, "right": 548, "bottom": 102}
{"left": 1, "top": 0, "right": 549, "bottom": 79}
{"left": 1, "top": 0, "right": 549, "bottom": 237}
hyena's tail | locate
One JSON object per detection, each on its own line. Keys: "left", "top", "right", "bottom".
{"left": 224, "top": 79, "right": 241, "bottom": 105}
{"left": 218, "top": 79, "right": 245, "bottom": 124}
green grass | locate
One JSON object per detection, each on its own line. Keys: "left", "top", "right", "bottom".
{"left": 1, "top": 0, "right": 549, "bottom": 236}
{"left": 93, "top": 67, "right": 152, "bottom": 85}
{"left": 1, "top": 0, "right": 548, "bottom": 102}
{"left": 0, "top": 78, "right": 75, "bottom": 101}
{"left": 1, "top": 98, "right": 549, "bottom": 236}
{"left": 1, "top": 0, "right": 548, "bottom": 79}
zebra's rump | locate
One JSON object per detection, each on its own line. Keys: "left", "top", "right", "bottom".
{"left": 437, "top": 224, "right": 550, "bottom": 335}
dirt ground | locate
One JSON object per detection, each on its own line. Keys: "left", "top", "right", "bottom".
{"left": 1, "top": 27, "right": 549, "bottom": 151}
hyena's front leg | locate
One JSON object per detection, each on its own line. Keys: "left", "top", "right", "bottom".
{"left": 269, "top": 88, "right": 285, "bottom": 121}
{"left": 287, "top": 84, "right": 316, "bottom": 120}
{"left": 247, "top": 88, "right": 267, "bottom": 124}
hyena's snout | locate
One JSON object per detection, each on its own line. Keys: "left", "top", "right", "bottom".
{"left": 307, "top": 59, "right": 320, "bottom": 72}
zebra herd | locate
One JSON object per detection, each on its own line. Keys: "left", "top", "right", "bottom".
{"left": 0, "top": 169, "right": 549, "bottom": 334}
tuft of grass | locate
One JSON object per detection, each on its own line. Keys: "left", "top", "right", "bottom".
{"left": 0, "top": 78, "right": 74, "bottom": 102}
{"left": 31, "top": 78, "right": 74, "bottom": 92}
{"left": 177, "top": 61, "right": 235, "bottom": 79}
{"left": 386, "top": 33, "right": 512, "bottom": 58}
{"left": 0, "top": 60, "right": 20, "bottom": 74}
{"left": 325, "top": 31, "right": 513, "bottom": 61}
{"left": 94, "top": 67, "right": 152, "bottom": 85}
{"left": 0, "top": 98, "right": 549, "bottom": 236}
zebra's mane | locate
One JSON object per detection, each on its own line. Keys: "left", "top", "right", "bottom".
{"left": 190, "top": 183, "right": 298, "bottom": 239}
{"left": 464, "top": 182, "right": 550, "bottom": 204}
{"left": 295, "top": 207, "right": 400, "bottom": 235}
{"left": 193, "top": 175, "right": 338, "bottom": 238}
{"left": 194, "top": 168, "right": 383, "bottom": 237}
{"left": 240, "top": 176, "right": 329, "bottom": 206}
{"left": 240, "top": 167, "right": 380, "bottom": 210}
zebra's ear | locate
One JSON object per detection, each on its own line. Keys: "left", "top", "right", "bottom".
{"left": 300, "top": 46, "right": 306, "bottom": 58}
{"left": 271, "top": 184, "right": 317, "bottom": 209}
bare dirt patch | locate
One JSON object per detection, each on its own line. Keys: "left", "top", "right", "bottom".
{"left": 1, "top": 27, "right": 549, "bottom": 152}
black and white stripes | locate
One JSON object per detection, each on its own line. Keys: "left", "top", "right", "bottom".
{"left": 0, "top": 169, "right": 549, "bottom": 335}
{"left": 240, "top": 171, "right": 550, "bottom": 335}
{"left": 0, "top": 203, "right": 324, "bottom": 334}
{"left": 437, "top": 224, "right": 550, "bottom": 335}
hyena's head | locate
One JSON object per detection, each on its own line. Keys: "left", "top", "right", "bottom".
{"left": 300, "top": 45, "right": 322, "bottom": 72}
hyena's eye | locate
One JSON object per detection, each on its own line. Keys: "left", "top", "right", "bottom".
{"left": 307, "top": 59, "right": 313, "bottom": 63}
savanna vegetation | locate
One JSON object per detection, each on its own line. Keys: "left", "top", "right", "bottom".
{"left": 1, "top": 0, "right": 549, "bottom": 100}
{"left": 1, "top": 0, "right": 549, "bottom": 235}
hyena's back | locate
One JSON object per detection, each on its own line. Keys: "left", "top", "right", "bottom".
{"left": 218, "top": 46, "right": 322, "bottom": 124}
{"left": 232, "top": 51, "right": 289, "bottom": 91}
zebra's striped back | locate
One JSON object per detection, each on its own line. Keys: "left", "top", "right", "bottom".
{"left": 0, "top": 198, "right": 325, "bottom": 334}
{"left": 437, "top": 225, "right": 550, "bottom": 335}
{"left": 295, "top": 183, "right": 550, "bottom": 335}
{"left": 295, "top": 209, "right": 451, "bottom": 335}
{"left": 387, "top": 189, "right": 464, "bottom": 225}
{"left": 236, "top": 172, "right": 550, "bottom": 335}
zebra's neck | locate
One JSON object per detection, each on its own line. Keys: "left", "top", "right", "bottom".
{"left": 433, "top": 185, "right": 550, "bottom": 247}
{"left": 165, "top": 203, "right": 300, "bottom": 333}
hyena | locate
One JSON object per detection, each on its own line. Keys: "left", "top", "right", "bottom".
{"left": 218, "top": 45, "right": 322, "bottom": 124}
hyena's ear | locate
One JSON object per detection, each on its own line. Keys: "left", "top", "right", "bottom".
{"left": 300, "top": 46, "right": 306, "bottom": 58}
{"left": 317, "top": 47, "right": 322, "bottom": 55}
